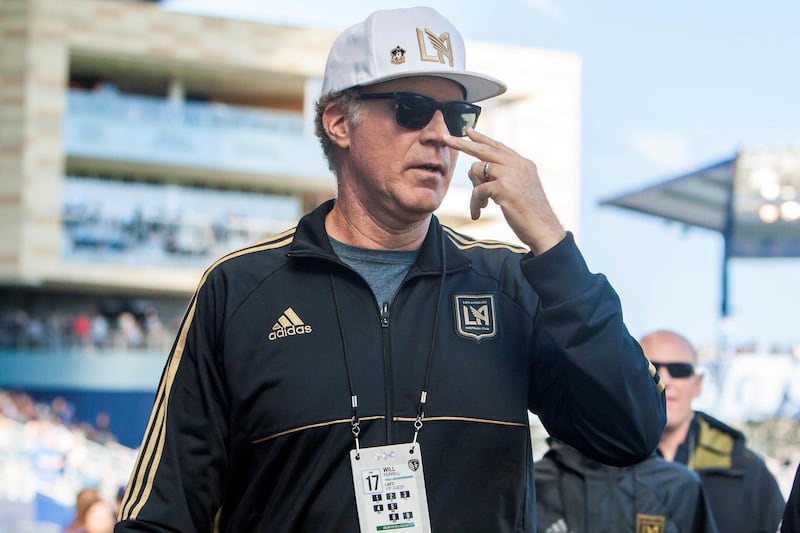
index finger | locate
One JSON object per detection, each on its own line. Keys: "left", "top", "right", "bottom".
{"left": 444, "top": 128, "right": 517, "bottom": 162}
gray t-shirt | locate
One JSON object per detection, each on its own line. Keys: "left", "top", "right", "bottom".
{"left": 330, "top": 237, "right": 418, "bottom": 308}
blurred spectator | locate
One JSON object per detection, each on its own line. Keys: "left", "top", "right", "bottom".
{"left": 51, "top": 396, "right": 76, "bottom": 426}
{"left": 73, "top": 314, "right": 91, "bottom": 348}
{"left": 535, "top": 439, "right": 718, "bottom": 532}
{"left": 782, "top": 462, "right": 800, "bottom": 532}
{"left": 63, "top": 487, "right": 102, "bottom": 533}
{"left": 26, "top": 317, "right": 46, "bottom": 349}
{"left": 116, "top": 312, "right": 143, "bottom": 349}
{"left": 0, "top": 303, "right": 182, "bottom": 352}
{"left": 11, "top": 310, "right": 30, "bottom": 348}
{"left": 143, "top": 308, "right": 164, "bottom": 350}
{"left": 0, "top": 390, "right": 137, "bottom": 532}
{"left": 91, "top": 412, "right": 116, "bottom": 445}
{"left": 83, "top": 500, "right": 115, "bottom": 533}
{"left": 91, "top": 315, "right": 110, "bottom": 350}
{"left": 47, "top": 312, "right": 69, "bottom": 351}
{"left": 640, "top": 330, "right": 785, "bottom": 533}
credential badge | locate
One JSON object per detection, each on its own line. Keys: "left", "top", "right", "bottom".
{"left": 454, "top": 294, "right": 496, "bottom": 343}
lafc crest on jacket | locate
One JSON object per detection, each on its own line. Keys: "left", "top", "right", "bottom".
{"left": 636, "top": 514, "right": 665, "bottom": 533}
{"left": 454, "top": 293, "right": 496, "bottom": 342}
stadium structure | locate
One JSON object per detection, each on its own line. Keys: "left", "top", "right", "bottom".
{"left": 0, "top": 0, "right": 581, "bottom": 529}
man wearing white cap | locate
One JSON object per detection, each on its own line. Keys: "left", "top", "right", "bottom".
{"left": 117, "top": 7, "right": 665, "bottom": 532}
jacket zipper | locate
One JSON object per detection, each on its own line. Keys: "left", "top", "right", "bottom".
{"left": 381, "top": 301, "right": 393, "bottom": 443}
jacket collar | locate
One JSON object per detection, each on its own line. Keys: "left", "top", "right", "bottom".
{"left": 682, "top": 411, "right": 745, "bottom": 474}
{"left": 288, "top": 199, "right": 471, "bottom": 273}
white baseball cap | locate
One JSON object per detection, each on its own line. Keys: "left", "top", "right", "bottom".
{"left": 321, "top": 7, "right": 507, "bottom": 102}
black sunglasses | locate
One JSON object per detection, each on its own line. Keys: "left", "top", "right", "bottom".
{"left": 358, "top": 92, "right": 481, "bottom": 137}
{"left": 652, "top": 361, "right": 695, "bottom": 379}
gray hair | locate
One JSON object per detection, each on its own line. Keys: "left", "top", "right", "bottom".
{"left": 313, "top": 89, "right": 363, "bottom": 173}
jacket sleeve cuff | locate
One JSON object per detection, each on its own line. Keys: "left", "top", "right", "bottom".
{"left": 519, "top": 232, "right": 596, "bottom": 306}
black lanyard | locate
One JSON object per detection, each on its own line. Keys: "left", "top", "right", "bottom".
{"left": 329, "top": 231, "right": 447, "bottom": 458}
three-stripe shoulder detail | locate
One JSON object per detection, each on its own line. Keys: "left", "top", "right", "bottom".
{"left": 188, "top": 228, "right": 297, "bottom": 292}
{"left": 442, "top": 226, "right": 528, "bottom": 254}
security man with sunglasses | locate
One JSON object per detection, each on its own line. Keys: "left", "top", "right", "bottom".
{"left": 116, "top": 7, "right": 665, "bottom": 532}
{"left": 640, "top": 330, "right": 784, "bottom": 533}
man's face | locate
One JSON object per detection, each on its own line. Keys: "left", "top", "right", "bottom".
{"left": 338, "top": 76, "right": 464, "bottom": 225}
{"left": 639, "top": 333, "right": 703, "bottom": 433}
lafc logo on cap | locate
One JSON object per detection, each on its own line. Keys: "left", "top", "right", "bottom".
{"left": 390, "top": 45, "right": 406, "bottom": 64}
{"left": 416, "top": 28, "right": 453, "bottom": 67}
{"left": 454, "top": 294, "right": 496, "bottom": 343}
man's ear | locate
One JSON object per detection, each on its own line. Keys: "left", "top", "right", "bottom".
{"left": 692, "top": 372, "right": 704, "bottom": 399}
{"left": 322, "top": 101, "right": 351, "bottom": 150}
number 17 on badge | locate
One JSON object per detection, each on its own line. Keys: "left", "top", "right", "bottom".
{"left": 350, "top": 443, "right": 432, "bottom": 532}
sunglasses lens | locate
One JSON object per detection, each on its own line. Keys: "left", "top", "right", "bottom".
{"left": 670, "top": 363, "right": 694, "bottom": 378}
{"left": 393, "top": 94, "right": 481, "bottom": 137}
{"left": 395, "top": 94, "right": 436, "bottom": 130}
{"left": 443, "top": 103, "right": 480, "bottom": 136}
{"left": 655, "top": 362, "right": 694, "bottom": 378}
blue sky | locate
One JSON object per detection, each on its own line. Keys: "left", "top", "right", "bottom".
{"left": 163, "top": 0, "right": 800, "bottom": 352}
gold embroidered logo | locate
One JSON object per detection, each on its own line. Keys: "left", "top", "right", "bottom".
{"left": 454, "top": 294, "right": 496, "bottom": 343}
{"left": 416, "top": 28, "right": 453, "bottom": 66}
{"left": 636, "top": 514, "right": 665, "bottom": 533}
{"left": 390, "top": 45, "right": 406, "bottom": 64}
{"left": 268, "top": 307, "right": 312, "bottom": 341}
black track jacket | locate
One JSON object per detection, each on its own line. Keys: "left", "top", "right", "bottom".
{"left": 535, "top": 440, "right": 718, "bottom": 533}
{"left": 674, "top": 411, "right": 784, "bottom": 533}
{"left": 116, "top": 200, "right": 666, "bottom": 532}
